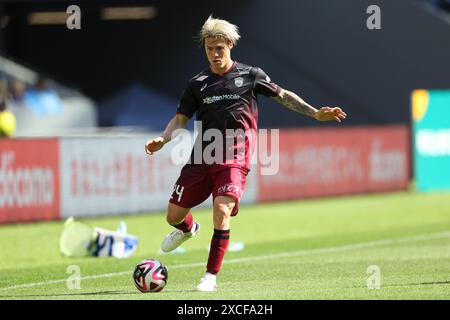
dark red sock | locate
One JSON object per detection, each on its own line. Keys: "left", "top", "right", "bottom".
{"left": 207, "top": 229, "right": 230, "bottom": 275}
{"left": 172, "top": 212, "right": 193, "bottom": 233}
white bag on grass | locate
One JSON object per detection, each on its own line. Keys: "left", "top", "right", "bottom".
{"left": 59, "top": 217, "right": 138, "bottom": 258}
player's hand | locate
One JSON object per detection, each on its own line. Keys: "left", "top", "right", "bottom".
{"left": 145, "top": 137, "right": 165, "bottom": 155}
{"left": 314, "top": 107, "right": 347, "bottom": 123}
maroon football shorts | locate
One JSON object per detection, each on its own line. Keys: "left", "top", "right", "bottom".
{"left": 169, "top": 164, "right": 249, "bottom": 216}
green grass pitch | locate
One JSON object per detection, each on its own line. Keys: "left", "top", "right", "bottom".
{"left": 0, "top": 191, "right": 449, "bottom": 300}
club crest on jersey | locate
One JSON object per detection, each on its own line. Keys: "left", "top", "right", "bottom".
{"left": 234, "top": 77, "right": 244, "bottom": 88}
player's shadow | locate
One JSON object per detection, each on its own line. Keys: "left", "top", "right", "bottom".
{"left": 162, "top": 289, "right": 204, "bottom": 293}
{"left": 0, "top": 289, "right": 201, "bottom": 298}
{"left": 397, "top": 280, "right": 450, "bottom": 287}
{"left": 358, "top": 280, "right": 450, "bottom": 289}
{"left": 0, "top": 290, "right": 141, "bottom": 298}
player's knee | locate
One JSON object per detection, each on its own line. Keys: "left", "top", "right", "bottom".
{"left": 213, "top": 203, "right": 233, "bottom": 224}
{"left": 214, "top": 197, "right": 235, "bottom": 214}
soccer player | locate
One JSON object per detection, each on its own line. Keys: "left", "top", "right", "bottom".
{"left": 145, "top": 16, "right": 346, "bottom": 292}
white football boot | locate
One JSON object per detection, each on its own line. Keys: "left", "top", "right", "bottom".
{"left": 160, "top": 222, "right": 200, "bottom": 253}
{"left": 196, "top": 272, "right": 217, "bottom": 292}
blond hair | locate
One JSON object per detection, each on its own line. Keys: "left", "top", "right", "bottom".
{"left": 199, "top": 15, "right": 241, "bottom": 46}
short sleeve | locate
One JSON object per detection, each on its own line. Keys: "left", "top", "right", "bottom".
{"left": 253, "top": 67, "right": 281, "bottom": 97}
{"left": 177, "top": 85, "right": 198, "bottom": 119}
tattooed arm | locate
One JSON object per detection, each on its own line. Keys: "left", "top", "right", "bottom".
{"left": 272, "top": 89, "right": 318, "bottom": 118}
{"left": 272, "top": 89, "right": 347, "bottom": 122}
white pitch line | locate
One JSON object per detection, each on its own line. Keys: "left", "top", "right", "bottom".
{"left": 1, "top": 231, "right": 449, "bottom": 292}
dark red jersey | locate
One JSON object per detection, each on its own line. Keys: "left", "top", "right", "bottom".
{"left": 177, "top": 61, "right": 281, "bottom": 170}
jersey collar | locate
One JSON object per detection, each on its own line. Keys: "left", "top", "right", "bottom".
{"left": 209, "top": 60, "right": 237, "bottom": 76}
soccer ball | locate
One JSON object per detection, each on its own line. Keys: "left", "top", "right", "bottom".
{"left": 133, "top": 259, "right": 168, "bottom": 293}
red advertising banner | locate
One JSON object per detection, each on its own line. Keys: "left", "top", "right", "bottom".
{"left": 0, "top": 139, "right": 60, "bottom": 224}
{"left": 257, "top": 126, "right": 410, "bottom": 202}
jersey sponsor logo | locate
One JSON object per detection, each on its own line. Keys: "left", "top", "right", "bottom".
{"left": 200, "top": 83, "right": 208, "bottom": 92}
{"left": 203, "top": 94, "right": 240, "bottom": 105}
{"left": 234, "top": 77, "right": 244, "bottom": 88}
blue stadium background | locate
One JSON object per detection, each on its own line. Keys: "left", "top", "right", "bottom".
{"left": 1, "top": 0, "right": 449, "bottom": 131}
